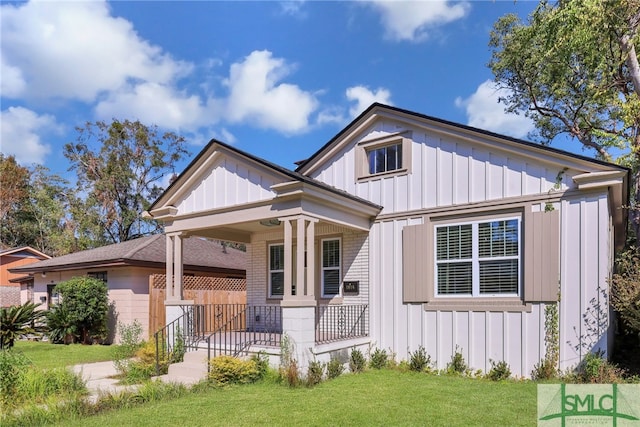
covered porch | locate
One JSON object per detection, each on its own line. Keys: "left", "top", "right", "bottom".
{"left": 145, "top": 142, "right": 381, "bottom": 369}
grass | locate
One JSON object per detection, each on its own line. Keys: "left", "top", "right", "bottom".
{"left": 12, "top": 340, "right": 114, "bottom": 369}
{"left": 57, "top": 370, "right": 537, "bottom": 426}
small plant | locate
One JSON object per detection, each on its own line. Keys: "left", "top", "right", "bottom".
{"left": 409, "top": 346, "right": 432, "bottom": 372}
{"left": 369, "top": 347, "right": 389, "bottom": 370}
{"left": 209, "top": 355, "right": 261, "bottom": 386}
{"left": 531, "top": 359, "right": 558, "bottom": 381}
{"left": 112, "top": 320, "right": 144, "bottom": 375}
{"left": 250, "top": 351, "right": 269, "bottom": 379}
{"left": 573, "top": 351, "right": 625, "bottom": 384}
{"left": 446, "top": 346, "right": 467, "bottom": 375}
{"left": 349, "top": 348, "right": 366, "bottom": 373}
{"left": 279, "top": 334, "right": 301, "bottom": 387}
{"left": 0, "top": 302, "right": 46, "bottom": 349}
{"left": 326, "top": 358, "right": 344, "bottom": 379}
{"left": 486, "top": 359, "right": 511, "bottom": 381}
{"left": 306, "top": 360, "right": 325, "bottom": 387}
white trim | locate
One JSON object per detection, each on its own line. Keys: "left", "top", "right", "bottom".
{"left": 433, "top": 215, "right": 521, "bottom": 298}
{"left": 268, "top": 243, "right": 285, "bottom": 299}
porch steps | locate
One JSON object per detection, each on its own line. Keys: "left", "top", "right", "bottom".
{"left": 157, "top": 349, "right": 209, "bottom": 386}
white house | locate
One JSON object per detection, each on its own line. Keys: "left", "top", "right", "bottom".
{"left": 146, "top": 103, "right": 628, "bottom": 377}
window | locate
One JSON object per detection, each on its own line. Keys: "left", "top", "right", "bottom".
{"left": 367, "top": 143, "right": 402, "bottom": 175}
{"left": 435, "top": 217, "right": 520, "bottom": 297}
{"left": 88, "top": 271, "right": 107, "bottom": 283}
{"left": 356, "top": 133, "right": 411, "bottom": 180}
{"left": 322, "top": 238, "right": 341, "bottom": 297}
{"left": 269, "top": 244, "right": 284, "bottom": 297}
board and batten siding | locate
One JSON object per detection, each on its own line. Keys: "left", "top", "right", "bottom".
{"left": 175, "top": 156, "right": 280, "bottom": 216}
{"left": 368, "top": 191, "right": 612, "bottom": 377}
{"left": 308, "top": 121, "right": 577, "bottom": 215}
{"left": 304, "top": 122, "right": 615, "bottom": 376}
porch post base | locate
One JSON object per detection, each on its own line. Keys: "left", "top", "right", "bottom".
{"left": 280, "top": 305, "right": 316, "bottom": 372}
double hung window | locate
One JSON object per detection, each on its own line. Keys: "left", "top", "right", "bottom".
{"left": 322, "top": 238, "right": 341, "bottom": 297}
{"left": 435, "top": 217, "right": 520, "bottom": 297}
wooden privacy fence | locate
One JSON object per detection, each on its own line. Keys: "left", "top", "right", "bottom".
{"left": 149, "top": 274, "right": 246, "bottom": 336}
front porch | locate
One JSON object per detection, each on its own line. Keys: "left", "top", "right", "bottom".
{"left": 155, "top": 303, "right": 369, "bottom": 372}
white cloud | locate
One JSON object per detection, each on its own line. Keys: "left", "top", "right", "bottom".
{"left": 368, "top": 1, "right": 470, "bottom": 42}
{"left": 0, "top": 0, "right": 191, "bottom": 101}
{"left": 0, "top": 107, "right": 59, "bottom": 165}
{"left": 95, "top": 82, "right": 210, "bottom": 130}
{"left": 455, "top": 80, "right": 534, "bottom": 139}
{"left": 346, "top": 85, "right": 392, "bottom": 117}
{"left": 224, "top": 50, "right": 318, "bottom": 134}
{"left": 0, "top": 56, "right": 26, "bottom": 98}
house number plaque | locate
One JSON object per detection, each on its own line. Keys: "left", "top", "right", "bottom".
{"left": 343, "top": 281, "right": 359, "bottom": 294}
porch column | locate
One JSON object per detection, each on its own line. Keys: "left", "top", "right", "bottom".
{"left": 165, "top": 232, "right": 192, "bottom": 326}
{"left": 279, "top": 215, "right": 318, "bottom": 302}
{"left": 278, "top": 215, "right": 319, "bottom": 372}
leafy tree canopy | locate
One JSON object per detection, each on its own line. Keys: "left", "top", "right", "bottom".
{"left": 489, "top": 0, "right": 640, "bottom": 237}
{"left": 64, "top": 120, "right": 189, "bottom": 244}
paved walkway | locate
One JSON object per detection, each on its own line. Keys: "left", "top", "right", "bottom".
{"left": 71, "top": 361, "right": 139, "bottom": 403}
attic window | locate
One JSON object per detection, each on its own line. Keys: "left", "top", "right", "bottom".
{"left": 367, "top": 143, "right": 402, "bottom": 174}
{"left": 356, "top": 132, "right": 411, "bottom": 180}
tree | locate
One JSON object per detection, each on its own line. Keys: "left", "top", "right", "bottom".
{"left": 64, "top": 120, "right": 189, "bottom": 244}
{"left": 489, "top": 0, "right": 640, "bottom": 238}
{"left": 0, "top": 302, "right": 46, "bottom": 349}
{"left": 0, "top": 157, "right": 81, "bottom": 256}
{"left": 0, "top": 155, "right": 30, "bottom": 248}
{"left": 54, "top": 276, "right": 109, "bottom": 344}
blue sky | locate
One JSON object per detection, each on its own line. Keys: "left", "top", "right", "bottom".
{"left": 1, "top": 1, "right": 558, "bottom": 182}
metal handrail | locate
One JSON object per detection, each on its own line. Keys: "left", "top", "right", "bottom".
{"left": 315, "top": 304, "right": 369, "bottom": 344}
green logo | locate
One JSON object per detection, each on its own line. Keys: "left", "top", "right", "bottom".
{"left": 538, "top": 384, "right": 640, "bottom": 426}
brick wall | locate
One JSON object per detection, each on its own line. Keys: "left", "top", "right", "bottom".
{"left": 0, "top": 285, "right": 21, "bottom": 307}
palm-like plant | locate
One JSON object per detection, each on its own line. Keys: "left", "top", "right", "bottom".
{"left": 46, "top": 305, "right": 76, "bottom": 344}
{"left": 0, "top": 302, "right": 46, "bottom": 349}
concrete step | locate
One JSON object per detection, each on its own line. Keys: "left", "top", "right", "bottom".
{"left": 182, "top": 349, "right": 210, "bottom": 364}
{"left": 168, "top": 362, "right": 207, "bottom": 379}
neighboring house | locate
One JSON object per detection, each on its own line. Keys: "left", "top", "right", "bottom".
{"left": 0, "top": 246, "right": 51, "bottom": 307}
{"left": 10, "top": 235, "right": 246, "bottom": 342}
{"left": 146, "top": 103, "right": 628, "bottom": 377}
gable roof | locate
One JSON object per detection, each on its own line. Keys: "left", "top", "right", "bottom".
{"left": 295, "top": 103, "right": 630, "bottom": 175}
{"left": 0, "top": 246, "right": 51, "bottom": 260}
{"left": 148, "top": 139, "right": 381, "bottom": 214}
{"left": 9, "top": 235, "right": 246, "bottom": 274}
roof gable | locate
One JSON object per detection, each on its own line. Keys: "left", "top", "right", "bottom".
{"left": 0, "top": 246, "right": 51, "bottom": 260}
{"left": 296, "top": 103, "right": 628, "bottom": 176}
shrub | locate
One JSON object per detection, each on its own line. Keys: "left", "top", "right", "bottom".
{"left": 572, "top": 351, "right": 625, "bottom": 383}
{"left": 409, "top": 346, "right": 432, "bottom": 372}
{"left": 279, "top": 334, "right": 301, "bottom": 387}
{"left": 326, "top": 358, "right": 344, "bottom": 379}
{"left": 46, "top": 305, "right": 76, "bottom": 344}
{"left": 446, "top": 347, "right": 468, "bottom": 375}
{"left": 306, "top": 360, "right": 325, "bottom": 387}
{"left": 209, "top": 355, "right": 260, "bottom": 386}
{"left": 250, "top": 351, "right": 270, "bottom": 379}
{"left": 112, "top": 320, "right": 144, "bottom": 375}
{"left": 54, "top": 276, "right": 109, "bottom": 344}
{"left": 0, "top": 302, "right": 46, "bottom": 349}
{"left": 486, "top": 360, "right": 511, "bottom": 381}
{"left": 610, "top": 247, "right": 640, "bottom": 335}
{"left": 531, "top": 359, "right": 558, "bottom": 381}
{"left": 369, "top": 348, "right": 389, "bottom": 370}
{"left": 349, "top": 348, "right": 366, "bottom": 373}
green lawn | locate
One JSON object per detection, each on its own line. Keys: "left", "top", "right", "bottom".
{"left": 59, "top": 370, "right": 537, "bottom": 427}
{"left": 12, "top": 340, "right": 114, "bottom": 368}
